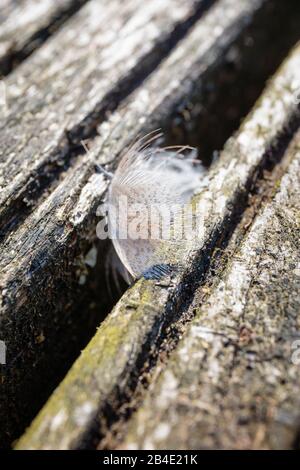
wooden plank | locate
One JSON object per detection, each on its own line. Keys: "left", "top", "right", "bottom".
{"left": 0, "top": 0, "right": 208, "bottom": 236}
{"left": 4, "top": 0, "right": 288, "bottom": 448}
{"left": 0, "top": 0, "right": 210, "bottom": 446}
{"left": 120, "top": 130, "right": 300, "bottom": 450}
{"left": 5, "top": 0, "right": 300, "bottom": 448}
{"left": 0, "top": 0, "right": 89, "bottom": 75}
{"left": 15, "top": 40, "right": 300, "bottom": 450}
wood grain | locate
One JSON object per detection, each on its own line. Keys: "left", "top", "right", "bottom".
{"left": 15, "top": 40, "right": 300, "bottom": 450}
{"left": 0, "top": 0, "right": 89, "bottom": 75}
{"left": 0, "top": 0, "right": 215, "bottom": 447}
{"left": 121, "top": 130, "right": 300, "bottom": 450}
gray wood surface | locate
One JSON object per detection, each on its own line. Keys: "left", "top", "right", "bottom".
{"left": 121, "top": 130, "right": 300, "bottom": 450}
{"left": 0, "top": 0, "right": 217, "bottom": 446}
{"left": 0, "top": 0, "right": 88, "bottom": 75}
{"left": 15, "top": 41, "right": 300, "bottom": 450}
{"left": 0, "top": 0, "right": 204, "bottom": 233}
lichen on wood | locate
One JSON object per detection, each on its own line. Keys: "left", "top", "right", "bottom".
{"left": 121, "top": 131, "right": 300, "bottom": 450}
{"left": 15, "top": 41, "right": 300, "bottom": 450}
{"left": 2, "top": 0, "right": 286, "bottom": 447}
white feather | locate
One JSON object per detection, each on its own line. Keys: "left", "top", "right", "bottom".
{"left": 107, "top": 134, "right": 206, "bottom": 280}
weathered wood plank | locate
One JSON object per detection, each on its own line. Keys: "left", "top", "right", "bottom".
{"left": 0, "top": 0, "right": 88, "bottom": 75}
{"left": 0, "top": 0, "right": 214, "bottom": 446}
{"left": 5, "top": 0, "right": 300, "bottom": 448}
{"left": 0, "top": 0, "right": 212, "bottom": 441}
{"left": 15, "top": 41, "right": 300, "bottom": 450}
{"left": 0, "top": 0, "right": 207, "bottom": 237}
{"left": 120, "top": 130, "right": 300, "bottom": 450}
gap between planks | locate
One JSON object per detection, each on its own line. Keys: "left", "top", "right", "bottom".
{"left": 15, "top": 42, "right": 300, "bottom": 450}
